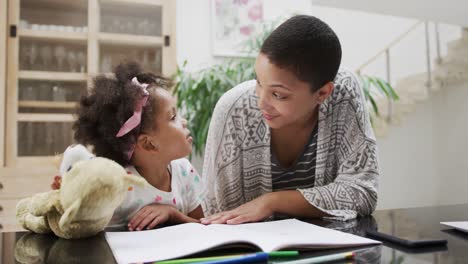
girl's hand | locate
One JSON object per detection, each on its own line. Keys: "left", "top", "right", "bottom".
{"left": 200, "top": 194, "right": 275, "bottom": 225}
{"left": 51, "top": 175, "right": 61, "bottom": 190}
{"left": 128, "top": 204, "right": 198, "bottom": 231}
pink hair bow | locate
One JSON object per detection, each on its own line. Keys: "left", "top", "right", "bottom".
{"left": 116, "top": 77, "right": 150, "bottom": 160}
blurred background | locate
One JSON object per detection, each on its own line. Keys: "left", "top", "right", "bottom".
{"left": 1, "top": 0, "right": 467, "bottom": 231}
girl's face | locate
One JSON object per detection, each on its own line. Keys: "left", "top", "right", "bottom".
{"left": 254, "top": 53, "right": 332, "bottom": 130}
{"left": 146, "top": 88, "right": 193, "bottom": 160}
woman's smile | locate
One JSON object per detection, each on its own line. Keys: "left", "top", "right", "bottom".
{"left": 262, "top": 111, "right": 278, "bottom": 121}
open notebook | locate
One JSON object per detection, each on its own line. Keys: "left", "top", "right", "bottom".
{"left": 105, "top": 219, "right": 380, "bottom": 263}
{"left": 441, "top": 221, "right": 468, "bottom": 233}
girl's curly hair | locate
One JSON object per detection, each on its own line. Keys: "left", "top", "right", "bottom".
{"left": 73, "top": 62, "right": 171, "bottom": 166}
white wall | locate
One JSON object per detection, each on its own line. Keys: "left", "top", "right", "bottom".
{"left": 312, "top": 0, "right": 468, "bottom": 28}
{"left": 176, "top": 0, "right": 468, "bottom": 209}
{"left": 177, "top": 0, "right": 461, "bottom": 76}
{"left": 176, "top": 0, "right": 213, "bottom": 72}
{"left": 377, "top": 81, "right": 468, "bottom": 210}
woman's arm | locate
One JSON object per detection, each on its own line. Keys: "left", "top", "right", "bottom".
{"left": 297, "top": 70, "right": 379, "bottom": 220}
{"left": 201, "top": 191, "right": 329, "bottom": 225}
{"left": 266, "top": 191, "right": 330, "bottom": 218}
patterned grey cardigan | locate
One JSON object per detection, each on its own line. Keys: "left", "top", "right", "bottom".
{"left": 201, "top": 69, "right": 380, "bottom": 221}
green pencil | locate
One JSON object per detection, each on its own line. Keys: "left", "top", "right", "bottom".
{"left": 267, "top": 251, "right": 300, "bottom": 257}
{"left": 154, "top": 251, "right": 299, "bottom": 264}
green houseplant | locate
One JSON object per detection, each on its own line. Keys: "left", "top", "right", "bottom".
{"left": 174, "top": 24, "right": 399, "bottom": 156}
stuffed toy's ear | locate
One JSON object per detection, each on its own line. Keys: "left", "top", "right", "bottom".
{"left": 58, "top": 199, "right": 81, "bottom": 231}
{"left": 123, "top": 174, "right": 147, "bottom": 187}
{"left": 59, "top": 145, "right": 95, "bottom": 175}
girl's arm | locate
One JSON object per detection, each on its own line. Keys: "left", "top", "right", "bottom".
{"left": 128, "top": 204, "right": 199, "bottom": 231}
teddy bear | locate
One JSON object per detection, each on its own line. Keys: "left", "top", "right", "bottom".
{"left": 16, "top": 145, "right": 147, "bottom": 239}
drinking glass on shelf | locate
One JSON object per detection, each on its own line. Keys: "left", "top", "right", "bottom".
{"left": 19, "top": 19, "right": 29, "bottom": 29}
{"left": 67, "top": 50, "right": 77, "bottom": 72}
{"left": 125, "top": 18, "right": 135, "bottom": 35}
{"left": 154, "top": 50, "right": 162, "bottom": 73}
{"left": 20, "top": 43, "right": 29, "bottom": 70}
{"left": 40, "top": 44, "right": 53, "bottom": 71}
{"left": 129, "top": 50, "right": 138, "bottom": 61}
{"left": 54, "top": 45, "right": 66, "bottom": 72}
{"left": 38, "top": 83, "right": 50, "bottom": 101}
{"left": 43, "top": 123, "right": 53, "bottom": 155}
{"left": 77, "top": 51, "right": 86, "bottom": 73}
{"left": 29, "top": 43, "right": 38, "bottom": 71}
{"left": 25, "top": 122, "right": 35, "bottom": 155}
{"left": 52, "top": 84, "right": 67, "bottom": 102}
{"left": 137, "top": 18, "right": 148, "bottom": 35}
{"left": 22, "top": 83, "right": 36, "bottom": 155}
{"left": 101, "top": 54, "right": 112, "bottom": 73}
{"left": 151, "top": 19, "right": 161, "bottom": 36}
{"left": 23, "top": 84, "right": 36, "bottom": 101}
{"left": 112, "top": 17, "right": 122, "bottom": 34}
{"left": 100, "top": 15, "right": 107, "bottom": 32}
{"left": 141, "top": 50, "right": 149, "bottom": 69}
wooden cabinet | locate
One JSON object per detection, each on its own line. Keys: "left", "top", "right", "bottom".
{"left": 0, "top": 0, "right": 176, "bottom": 231}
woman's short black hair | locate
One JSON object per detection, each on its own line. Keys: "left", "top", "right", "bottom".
{"left": 73, "top": 62, "right": 170, "bottom": 166}
{"left": 260, "top": 15, "right": 342, "bottom": 92}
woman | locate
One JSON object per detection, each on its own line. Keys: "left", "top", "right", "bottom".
{"left": 200, "top": 15, "right": 379, "bottom": 223}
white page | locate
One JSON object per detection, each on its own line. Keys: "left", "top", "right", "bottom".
{"left": 441, "top": 221, "right": 468, "bottom": 233}
{"left": 226, "top": 219, "right": 380, "bottom": 251}
{"left": 105, "top": 219, "right": 381, "bottom": 264}
{"left": 105, "top": 222, "right": 261, "bottom": 263}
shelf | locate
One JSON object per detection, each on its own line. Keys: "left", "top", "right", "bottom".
{"left": 3, "top": 158, "right": 58, "bottom": 173}
{"left": 16, "top": 156, "right": 57, "bottom": 168}
{"left": 17, "top": 113, "right": 74, "bottom": 122}
{"left": 100, "top": 0, "right": 163, "bottom": 7}
{"left": 19, "top": 28, "right": 87, "bottom": 44}
{"left": 99, "top": 33, "right": 163, "bottom": 47}
{"left": 18, "top": 71, "right": 88, "bottom": 82}
{"left": 18, "top": 101, "right": 77, "bottom": 109}
{"left": 21, "top": 0, "right": 88, "bottom": 12}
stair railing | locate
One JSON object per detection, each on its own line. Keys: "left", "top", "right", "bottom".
{"left": 356, "top": 21, "right": 441, "bottom": 122}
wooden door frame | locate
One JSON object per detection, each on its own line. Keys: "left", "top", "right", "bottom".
{"left": 5, "top": 0, "right": 19, "bottom": 167}
{"left": 0, "top": 0, "right": 8, "bottom": 167}
{"left": 162, "top": 0, "right": 177, "bottom": 77}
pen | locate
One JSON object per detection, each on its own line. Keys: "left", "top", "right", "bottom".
{"left": 196, "top": 252, "right": 269, "bottom": 264}
{"left": 273, "top": 252, "right": 354, "bottom": 264}
{"left": 155, "top": 251, "right": 299, "bottom": 264}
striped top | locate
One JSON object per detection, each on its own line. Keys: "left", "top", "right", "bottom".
{"left": 271, "top": 125, "right": 318, "bottom": 191}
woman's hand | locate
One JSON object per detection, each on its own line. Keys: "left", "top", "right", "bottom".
{"left": 51, "top": 175, "right": 61, "bottom": 190}
{"left": 128, "top": 204, "right": 198, "bottom": 231}
{"left": 200, "top": 194, "right": 275, "bottom": 225}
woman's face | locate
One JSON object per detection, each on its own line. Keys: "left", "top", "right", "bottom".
{"left": 254, "top": 53, "right": 330, "bottom": 130}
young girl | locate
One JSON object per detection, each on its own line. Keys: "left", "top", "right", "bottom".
{"left": 59, "top": 62, "right": 205, "bottom": 231}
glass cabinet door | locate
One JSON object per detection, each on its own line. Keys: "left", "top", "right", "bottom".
{"left": 5, "top": 0, "right": 176, "bottom": 167}
{"left": 7, "top": 0, "right": 89, "bottom": 166}
{"left": 98, "top": 1, "right": 166, "bottom": 75}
